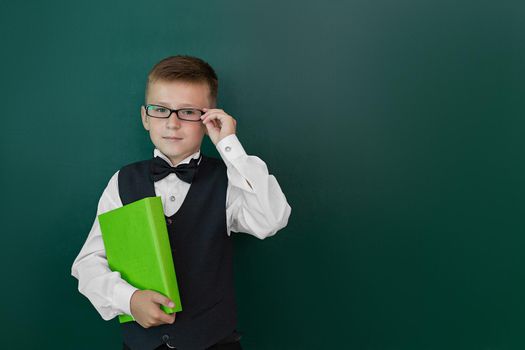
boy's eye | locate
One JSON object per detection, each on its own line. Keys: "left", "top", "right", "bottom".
{"left": 180, "top": 109, "right": 195, "bottom": 115}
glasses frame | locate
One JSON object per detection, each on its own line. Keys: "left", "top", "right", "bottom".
{"left": 144, "top": 104, "right": 205, "bottom": 122}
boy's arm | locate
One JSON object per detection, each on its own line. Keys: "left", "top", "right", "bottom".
{"left": 71, "top": 171, "right": 139, "bottom": 320}
{"left": 216, "top": 134, "right": 292, "bottom": 239}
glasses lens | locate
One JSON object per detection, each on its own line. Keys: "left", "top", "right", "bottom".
{"left": 178, "top": 109, "right": 203, "bottom": 121}
{"left": 147, "top": 105, "right": 170, "bottom": 118}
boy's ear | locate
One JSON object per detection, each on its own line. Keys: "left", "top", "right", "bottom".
{"left": 141, "top": 105, "right": 150, "bottom": 131}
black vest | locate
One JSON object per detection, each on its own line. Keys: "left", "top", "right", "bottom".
{"left": 117, "top": 154, "right": 238, "bottom": 350}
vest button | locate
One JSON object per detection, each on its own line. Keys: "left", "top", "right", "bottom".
{"left": 161, "top": 334, "right": 177, "bottom": 349}
{"left": 166, "top": 218, "right": 173, "bottom": 225}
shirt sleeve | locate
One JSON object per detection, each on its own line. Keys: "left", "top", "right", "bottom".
{"left": 70, "top": 171, "right": 139, "bottom": 320}
{"left": 216, "top": 134, "right": 292, "bottom": 239}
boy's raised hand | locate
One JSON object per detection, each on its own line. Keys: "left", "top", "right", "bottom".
{"left": 130, "top": 290, "right": 176, "bottom": 328}
{"left": 200, "top": 108, "right": 237, "bottom": 145}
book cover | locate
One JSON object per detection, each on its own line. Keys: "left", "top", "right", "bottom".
{"left": 98, "top": 196, "right": 182, "bottom": 323}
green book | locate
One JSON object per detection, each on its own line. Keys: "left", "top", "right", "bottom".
{"left": 98, "top": 196, "right": 182, "bottom": 323}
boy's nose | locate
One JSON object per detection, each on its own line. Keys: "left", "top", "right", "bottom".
{"left": 166, "top": 114, "right": 181, "bottom": 129}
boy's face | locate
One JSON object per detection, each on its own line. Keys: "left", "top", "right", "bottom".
{"left": 141, "top": 80, "right": 212, "bottom": 165}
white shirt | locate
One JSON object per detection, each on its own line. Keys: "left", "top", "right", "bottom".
{"left": 71, "top": 134, "right": 291, "bottom": 320}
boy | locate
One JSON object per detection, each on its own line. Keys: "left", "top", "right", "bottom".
{"left": 71, "top": 55, "right": 291, "bottom": 350}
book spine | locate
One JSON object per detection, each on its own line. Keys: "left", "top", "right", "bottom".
{"left": 146, "top": 198, "right": 181, "bottom": 313}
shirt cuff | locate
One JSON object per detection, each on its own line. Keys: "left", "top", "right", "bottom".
{"left": 216, "top": 134, "right": 247, "bottom": 166}
{"left": 113, "top": 280, "right": 139, "bottom": 316}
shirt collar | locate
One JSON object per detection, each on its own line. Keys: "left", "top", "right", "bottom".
{"left": 153, "top": 148, "right": 202, "bottom": 167}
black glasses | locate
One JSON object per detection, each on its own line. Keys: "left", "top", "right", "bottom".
{"left": 144, "top": 104, "right": 205, "bottom": 122}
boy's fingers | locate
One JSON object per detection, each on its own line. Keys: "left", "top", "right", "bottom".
{"left": 150, "top": 292, "right": 175, "bottom": 308}
{"left": 202, "top": 111, "right": 226, "bottom": 121}
{"left": 157, "top": 310, "right": 176, "bottom": 324}
{"left": 202, "top": 113, "right": 224, "bottom": 126}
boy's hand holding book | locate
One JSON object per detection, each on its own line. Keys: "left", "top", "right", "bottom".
{"left": 130, "top": 290, "right": 176, "bottom": 328}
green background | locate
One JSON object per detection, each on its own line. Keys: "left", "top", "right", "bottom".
{"left": 1, "top": 0, "right": 524, "bottom": 349}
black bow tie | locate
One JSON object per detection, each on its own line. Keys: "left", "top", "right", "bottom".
{"left": 150, "top": 154, "right": 201, "bottom": 183}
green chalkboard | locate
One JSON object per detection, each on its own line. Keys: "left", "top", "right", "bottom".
{"left": 1, "top": 0, "right": 524, "bottom": 349}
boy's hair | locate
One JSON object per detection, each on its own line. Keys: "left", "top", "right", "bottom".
{"left": 145, "top": 55, "right": 219, "bottom": 105}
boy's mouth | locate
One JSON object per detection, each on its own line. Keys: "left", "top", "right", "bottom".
{"left": 163, "top": 136, "right": 183, "bottom": 141}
